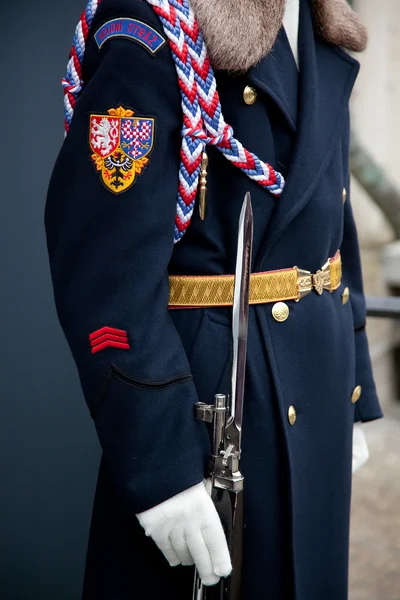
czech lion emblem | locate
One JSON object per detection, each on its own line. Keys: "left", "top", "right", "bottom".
{"left": 89, "top": 106, "right": 155, "bottom": 194}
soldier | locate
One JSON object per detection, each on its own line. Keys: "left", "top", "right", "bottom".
{"left": 45, "top": 0, "right": 382, "bottom": 598}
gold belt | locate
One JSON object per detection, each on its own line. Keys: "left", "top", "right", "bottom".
{"left": 168, "top": 252, "right": 342, "bottom": 308}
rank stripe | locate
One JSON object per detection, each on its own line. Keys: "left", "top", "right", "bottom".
{"left": 89, "top": 326, "right": 129, "bottom": 341}
{"left": 91, "top": 340, "right": 130, "bottom": 354}
{"left": 90, "top": 333, "right": 129, "bottom": 348}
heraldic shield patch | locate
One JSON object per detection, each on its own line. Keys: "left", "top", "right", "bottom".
{"left": 89, "top": 106, "right": 155, "bottom": 194}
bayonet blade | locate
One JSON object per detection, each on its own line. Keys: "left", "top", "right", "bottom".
{"left": 192, "top": 193, "right": 253, "bottom": 600}
{"left": 227, "top": 192, "right": 253, "bottom": 445}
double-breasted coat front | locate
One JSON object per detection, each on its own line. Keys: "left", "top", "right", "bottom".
{"left": 45, "top": 0, "right": 383, "bottom": 598}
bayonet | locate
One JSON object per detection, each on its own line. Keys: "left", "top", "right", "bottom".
{"left": 193, "top": 192, "right": 254, "bottom": 600}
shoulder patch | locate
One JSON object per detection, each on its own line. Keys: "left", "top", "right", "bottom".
{"left": 94, "top": 18, "right": 166, "bottom": 55}
{"left": 89, "top": 106, "right": 155, "bottom": 195}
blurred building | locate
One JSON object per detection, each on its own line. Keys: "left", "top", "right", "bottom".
{"left": 351, "top": 0, "right": 398, "bottom": 403}
{"left": 349, "top": 2, "right": 400, "bottom": 598}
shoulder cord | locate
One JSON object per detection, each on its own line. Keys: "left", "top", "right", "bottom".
{"left": 62, "top": 0, "right": 100, "bottom": 134}
{"left": 62, "top": 0, "right": 285, "bottom": 243}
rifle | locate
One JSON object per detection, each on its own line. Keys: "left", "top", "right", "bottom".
{"left": 193, "top": 192, "right": 254, "bottom": 600}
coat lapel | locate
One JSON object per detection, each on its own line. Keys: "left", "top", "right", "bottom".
{"left": 248, "top": 26, "right": 299, "bottom": 133}
{"left": 255, "top": 0, "right": 360, "bottom": 267}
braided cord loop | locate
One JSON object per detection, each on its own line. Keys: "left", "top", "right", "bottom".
{"left": 147, "top": 0, "right": 284, "bottom": 241}
{"left": 62, "top": 0, "right": 101, "bottom": 133}
{"left": 62, "top": 0, "right": 285, "bottom": 242}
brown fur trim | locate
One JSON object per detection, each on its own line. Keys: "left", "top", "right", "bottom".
{"left": 311, "top": 0, "right": 368, "bottom": 52}
{"left": 189, "top": 0, "right": 367, "bottom": 73}
{"left": 189, "top": 0, "right": 286, "bottom": 72}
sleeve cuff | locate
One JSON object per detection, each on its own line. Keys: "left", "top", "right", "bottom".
{"left": 93, "top": 367, "right": 210, "bottom": 514}
{"left": 353, "top": 327, "right": 383, "bottom": 423}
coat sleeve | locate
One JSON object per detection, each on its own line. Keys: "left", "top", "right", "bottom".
{"left": 45, "top": 3, "right": 210, "bottom": 514}
{"left": 340, "top": 181, "right": 383, "bottom": 423}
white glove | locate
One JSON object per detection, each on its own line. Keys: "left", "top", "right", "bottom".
{"left": 352, "top": 423, "right": 369, "bottom": 473}
{"left": 136, "top": 480, "right": 232, "bottom": 586}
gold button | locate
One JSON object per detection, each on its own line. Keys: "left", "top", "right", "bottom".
{"left": 342, "top": 188, "right": 347, "bottom": 204}
{"left": 243, "top": 86, "right": 257, "bottom": 105}
{"left": 342, "top": 287, "right": 350, "bottom": 305}
{"left": 288, "top": 405, "right": 297, "bottom": 426}
{"left": 272, "top": 302, "right": 290, "bottom": 322}
{"left": 351, "top": 385, "right": 362, "bottom": 404}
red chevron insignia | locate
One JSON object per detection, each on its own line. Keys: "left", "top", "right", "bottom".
{"left": 89, "top": 326, "right": 130, "bottom": 354}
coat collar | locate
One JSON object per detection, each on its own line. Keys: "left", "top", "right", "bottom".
{"left": 255, "top": 0, "right": 360, "bottom": 265}
{"left": 248, "top": 26, "right": 299, "bottom": 133}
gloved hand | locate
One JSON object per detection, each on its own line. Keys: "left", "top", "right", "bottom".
{"left": 352, "top": 423, "right": 369, "bottom": 473}
{"left": 136, "top": 480, "right": 232, "bottom": 586}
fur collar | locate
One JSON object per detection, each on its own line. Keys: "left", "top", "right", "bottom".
{"left": 189, "top": 0, "right": 367, "bottom": 72}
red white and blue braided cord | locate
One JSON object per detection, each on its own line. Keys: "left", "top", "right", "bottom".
{"left": 62, "top": 0, "right": 100, "bottom": 134}
{"left": 62, "top": 0, "right": 285, "bottom": 242}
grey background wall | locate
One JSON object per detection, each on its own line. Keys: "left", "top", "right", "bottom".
{"left": 1, "top": 3, "right": 100, "bottom": 599}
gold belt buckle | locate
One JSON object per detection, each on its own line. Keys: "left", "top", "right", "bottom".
{"left": 295, "top": 259, "right": 332, "bottom": 301}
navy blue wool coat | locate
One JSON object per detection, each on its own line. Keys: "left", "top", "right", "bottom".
{"left": 45, "top": 0, "right": 383, "bottom": 598}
